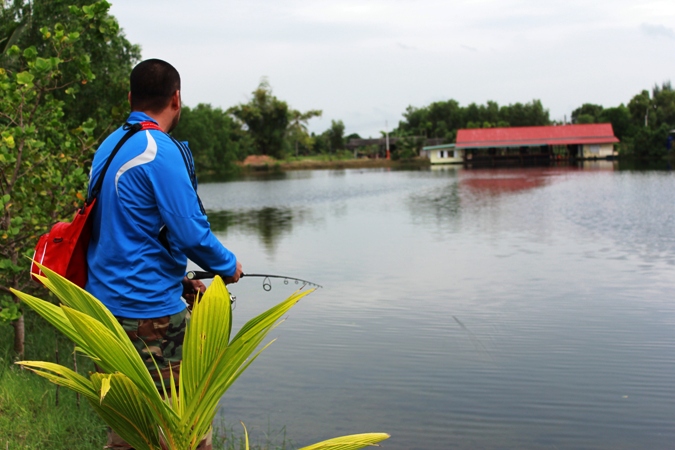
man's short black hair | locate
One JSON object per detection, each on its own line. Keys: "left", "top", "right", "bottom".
{"left": 129, "top": 59, "right": 181, "bottom": 113}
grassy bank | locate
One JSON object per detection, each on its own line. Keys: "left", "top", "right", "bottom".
{"left": 0, "top": 311, "right": 290, "bottom": 449}
{"left": 0, "top": 310, "right": 107, "bottom": 449}
{"left": 278, "top": 157, "right": 428, "bottom": 171}
{"left": 0, "top": 358, "right": 105, "bottom": 448}
{"left": 238, "top": 154, "right": 430, "bottom": 172}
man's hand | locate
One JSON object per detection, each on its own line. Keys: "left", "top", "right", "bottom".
{"left": 224, "top": 260, "right": 243, "bottom": 285}
{"left": 182, "top": 277, "right": 206, "bottom": 306}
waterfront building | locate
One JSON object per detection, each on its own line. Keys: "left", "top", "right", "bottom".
{"left": 422, "top": 123, "right": 619, "bottom": 165}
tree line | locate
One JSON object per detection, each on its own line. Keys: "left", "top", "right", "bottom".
{"left": 171, "top": 80, "right": 350, "bottom": 173}
{"left": 176, "top": 84, "right": 675, "bottom": 168}
{"left": 394, "top": 99, "right": 550, "bottom": 142}
{"left": 390, "top": 90, "right": 675, "bottom": 160}
{"left": 570, "top": 83, "right": 675, "bottom": 158}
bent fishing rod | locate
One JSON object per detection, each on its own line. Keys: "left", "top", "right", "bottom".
{"left": 186, "top": 270, "right": 323, "bottom": 291}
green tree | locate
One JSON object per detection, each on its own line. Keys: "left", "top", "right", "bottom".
{"left": 397, "top": 105, "right": 426, "bottom": 137}
{"left": 575, "top": 114, "right": 596, "bottom": 124}
{"left": 229, "top": 80, "right": 290, "bottom": 159}
{"left": 3, "top": 0, "right": 141, "bottom": 135}
{"left": 628, "top": 90, "right": 652, "bottom": 128}
{"left": 623, "top": 84, "right": 674, "bottom": 156}
{"left": 391, "top": 135, "right": 422, "bottom": 161}
{"left": 172, "top": 103, "right": 254, "bottom": 176}
{"left": 0, "top": 0, "right": 127, "bottom": 357}
{"left": 327, "top": 119, "right": 345, "bottom": 152}
{"left": 311, "top": 131, "right": 329, "bottom": 154}
{"left": 287, "top": 108, "right": 322, "bottom": 156}
{"left": 631, "top": 124, "right": 672, "bottom": 158}
{"left": 599, "top": 105, "right": 633, "bottom": 141}
{"left": 571, "top": 103, "right": 604, "bottom": 124}
{"left": 651, "top": 82, "right": 675, "bottom": 129}
{"left": 0, "top": 2, "right": 29, "bottom": 54}
{"left": 500, "top": 100, "right": 549, "bottom": 127}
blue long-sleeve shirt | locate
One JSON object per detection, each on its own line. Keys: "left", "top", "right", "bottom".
{"left": 86, "top": 112, "right": 237, "bottom": 318}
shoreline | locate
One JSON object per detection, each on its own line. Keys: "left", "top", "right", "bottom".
{"left": 227, "top": 154, "right": 674, "bottom": 176}
{"left": 238, "top": 157, "right": 430, "bottom": 172}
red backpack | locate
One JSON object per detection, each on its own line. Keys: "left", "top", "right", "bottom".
{"left": 30, "top": 121, "right": 161, "bottom": 287}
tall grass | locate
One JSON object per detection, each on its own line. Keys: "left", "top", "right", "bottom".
{"left": 213, "top": 420, "right": 293, "bottom": 450}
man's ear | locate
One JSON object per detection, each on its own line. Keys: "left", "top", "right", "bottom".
{"left": 128, "top": 91, "right": 132, "bottom": 107}
{"left": 171, "top": 90, "right": 181, "bottom": 110}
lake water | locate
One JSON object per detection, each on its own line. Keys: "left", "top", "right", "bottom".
{"left": 197, "top": 161, "right": 675, "bottom": 449}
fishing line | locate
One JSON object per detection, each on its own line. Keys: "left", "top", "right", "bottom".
{"left": 452, "top": 315, "right": 494, "bottom": 361}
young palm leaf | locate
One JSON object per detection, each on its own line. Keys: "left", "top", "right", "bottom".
{"left": 298, "top": 433, "right": 391, "bottom": 450}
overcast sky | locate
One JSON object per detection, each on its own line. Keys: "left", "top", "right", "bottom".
{"left": 109, "top": 0, "right": 675, "bottom": 138}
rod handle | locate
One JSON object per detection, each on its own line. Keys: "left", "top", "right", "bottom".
{"left": 186, "top": 270, "right": 247, "bottom": 280}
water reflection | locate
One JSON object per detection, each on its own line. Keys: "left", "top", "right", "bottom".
{"left": 460, "top": 168, "right": 554, "bottom": 195}
{"left": 579, "top": 160, "right": 618, "bottom": 171}
{"left": 408, "top": 180, "right": 461, "bottom": 225}
{"left": 615, "top": 159, "right": 673, "bottom": 171}
{"left": 207, "top": 206, "right": 311, "bottom": 253}
{"left": 408, "top": 167, "right": 567, "bottom": 225}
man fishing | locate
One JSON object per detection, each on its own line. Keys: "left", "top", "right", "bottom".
{"left": 86, "top": 58, "right": 242, "bottom": 449}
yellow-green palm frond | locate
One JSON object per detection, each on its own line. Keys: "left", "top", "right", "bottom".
{"left": 299, "top": 433, "right": 391, "bottom": 450}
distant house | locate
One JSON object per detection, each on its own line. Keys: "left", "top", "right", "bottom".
{"left": 420, "top": 143, "right": 464, "bottom": 164}
{"left": 454, "top": 123, "right": 619, "bottom": 164}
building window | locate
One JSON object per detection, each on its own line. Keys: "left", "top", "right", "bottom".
{"left": 590, "top": 145, "right": 600, "bottom": 154}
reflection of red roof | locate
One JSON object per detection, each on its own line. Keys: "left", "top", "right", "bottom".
{"left": 459, "top": 167, "right": 579, "bottom": 196}
{"left": 456, "top": 124, "right": 619, "bottom": 149}
{"left": 461, "top": 175, "right": 547, "bottom": 194}
{"left": 460, "top": 169, "right": 549, "bottom": 195}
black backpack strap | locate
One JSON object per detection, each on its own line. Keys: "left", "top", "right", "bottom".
{"left": 87, "top": 122, "right": 143, "bottom": 204}
{"left": 167, "top": 134, "right": 206, "bottom": 215}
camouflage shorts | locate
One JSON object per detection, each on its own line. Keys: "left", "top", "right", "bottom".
{"left": 116, "top": 308, "right": 188, "bottom": 391}
{"left": 106, "top": 308, "right": 213, "bottom": 449}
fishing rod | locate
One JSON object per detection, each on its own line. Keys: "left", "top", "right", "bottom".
{"left": 186, "top": 270, "right": 323, "bottom": 291}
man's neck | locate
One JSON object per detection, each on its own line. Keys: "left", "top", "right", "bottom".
{"left": 133, "top": 109, "right": 174, "bottom": 133}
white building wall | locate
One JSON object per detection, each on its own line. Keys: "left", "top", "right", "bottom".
{"left": 430, "top": 149, "right": 464, "bottom": 164}
{"left": 581, "top": 143, "right": 615, "bottom": 159}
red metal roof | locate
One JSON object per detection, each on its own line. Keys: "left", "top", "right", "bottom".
{"left": 456, "top": 124, "right": 619, "bottom": 149}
